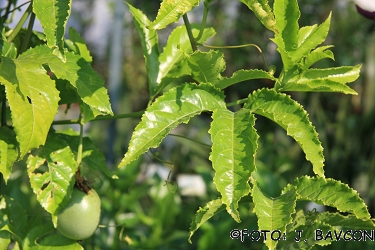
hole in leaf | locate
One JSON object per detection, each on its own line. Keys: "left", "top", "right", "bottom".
{"left": 27, "top": 96, "right": 32, "bottom": 104}
{"left": 41, "top": 181, "right": 50, "bottom": 191}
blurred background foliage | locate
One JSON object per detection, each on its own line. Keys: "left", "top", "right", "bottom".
{"left": 3, "top": 0, "right": 375, "bottom": 249}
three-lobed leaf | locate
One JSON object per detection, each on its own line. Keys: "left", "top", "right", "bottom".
{"left": 245, "top": 88, "right": 325, "bottom": 177}
{"left": 118, "top": 83, "right": 226, "bottom": 168}
{"left": 209, "top": 109, "right": 258, "bottom": 222}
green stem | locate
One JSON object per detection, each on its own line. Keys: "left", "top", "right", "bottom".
{"left": 182, "top": 14, "right": 197, "bottom": 51}
{"left": 1, "top": 1, "right": 31, "bottom": 23}
{"left": 194, "top": 2, "right": 209, "bottom": 41}
{"left": 0, "top": 173, "right": 3, "bottom": 197}
{"left": 202, "top": 43, "right": 270, "bottom": 69}
{"left": 226, "top": 98, "right": 249, "bottom": 107}
{"left": 7, "top": 2, "right": 33, "bottom": 43}
{"left": 52, "top": 110, "right": 144, "bottom": 125}
{"left": 19, "top": 11, "right": 35, "bottom": 54}
{"left": 1, "top": 96, "right": 6, "bottom": 127}
{"left": 76, "top": 114, "right": 83, "bottom": 171}
{"left": 1, "top": 0, "right": 12, "bottom": 23}
{"left": 168, "top": 133, "right": 211, "bottom": 148}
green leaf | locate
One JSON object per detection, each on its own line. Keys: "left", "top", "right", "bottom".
{"left": 245, "top": 88, "right": 325, "bottom": 177}
{"left": 290, "top": 13, "right": 332, "bottom": 63}
{"left": 0, "top": 127, "right": 18, "bottom": 183}
{"left": 279, "top": 65, "right": 361, "bottom": 94}
{"left": 67, "top": 27, "right": 92, "bottom": 62}
{"left": 0, "top": 231, "right": 12, "bottom": 250}
{"left": 38, "top": 234, "right": 84, "bottom": 249}
{"left": 185, "top": 50, "right": 277, "bottom": 88}
{"left": 0, "top": 196, "right": 27, "bottom": 239}
{"left": 22, "top": 224, "right": 54, "bottom": 250}
{"left": 151, "top": 0, "right": 201, "bottom": 30}
{"left": 21, "top": 45, "right": 113, "bottom": 122}
{"left": 287, "top": 176, "right": 371, "bottom": 219}
{"left": 278, "top": 214, "right": 334, "bottom": 249}
{"left": 303, "top": 45, "right": 334, "bottom": 70}
{"left": 0, "top": 56, "right": 60, "bottom": 158}
{"left": 273, "top": 0, "right": 300, "bottom": 52}
{"left": 55, "top": 129, "right": 117, "bottom": 179}
{"left": 1, "top": 30, "right": 17, "bottom": 58}
{"left": 239, "top": 0, "right": 276, "bottom": 32}
{"left": 216, "top": 69, "right": 276, "bottom": 89}
{"left": 209, "top": 109, "right": 258, "bottom": 222}
{"left": 128, "top": 3, "right": 160, "bottom": 96}
{"left": 23, "top": 223, "right": 84, "bottom": 250}
{"left": 316, "top": 212, "right": 375, "bottom": 230}
{"left": 157, "top": 25, "right": 215, "bottom": 89}
{"left": 188, "top": 198, "right": 225, "bottom": 243}
{"left": 27, "top": 133, "right": 77, "bottom": 218}
{"left": 118, "top": 83, "right": 226, "bottom": 168}
{"left": 252, "top": 183, "right": 296, "bottom": 250}
{"left": 33, "top": 0, "right": 71, "bottom": 60}
{"left": 185, "top": 50, "right": 226, "bottom": 85}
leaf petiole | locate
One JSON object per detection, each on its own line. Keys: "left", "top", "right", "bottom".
{"left": 201, "top": 43, "right": 270, "bottom": 70}
{"left": 19, "top": 11, "right": 35, "bottom": 54}
{"left": 52, "top": 111, "right": 144, "bottom": 125}
{"left": 194, "top": 1, "right": 210, "bottom": 41}
{"left": 6, "top": 2, "right": 32, "bottom": 43}
{"left": 183, "top": 14, "right": 197, "bottom": 51}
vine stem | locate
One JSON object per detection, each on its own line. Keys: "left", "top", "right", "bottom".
{"left": 19, "top": 11, "right": 35, "bottom": 54}
{"left": 7, "top": 2, "right": 33, "bottom": 43}
{"left": 194, "top": 1, "right": 210, "bottom": 41}
{"left": 182, "top": 14, "right": 197, "bottom": 51}
{"left": 77, "top": 110, "right": 83, "bottom": 174}
{"left": 226, "top": 97, "right": 249, "bottom": 107}
{"left": 1, "top": 96, "right": 6, "bottom": 127}
{"left": 202, "top": 43, "right": 270, "bottom": 70}
{"left": 1, "top": 1, "right": 31, "bottom": 22}
{"left": 168, "top": 133, "right": 211, "bottom": 148}
{"left": 52, "top": 110, "right": 144, "bottom": 125}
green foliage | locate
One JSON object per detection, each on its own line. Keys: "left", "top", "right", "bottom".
{"left": 252, "top": 183, "right": 296, "bottom": 249}
{"left": 118, "top": 83, "right": 226, "bottom": 167}
{"left": 209, "top": 109, "right": 258, "bottom": 222}
{"left": 33, "top": 0, "right": 71, "bottom": 59}
{"left": 245, "top": 88, "right": 325, "bottom": 177}
{"left": 0, "top": 0, "right": 373, "bottom": 249}
{"left": 151, "top": 0, "right": 201, "bottom": 30}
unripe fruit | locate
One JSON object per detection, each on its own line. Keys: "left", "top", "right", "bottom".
{"left": 56, "top": 187, "right": 101, "bottom": 240}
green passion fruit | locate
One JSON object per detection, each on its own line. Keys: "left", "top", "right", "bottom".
{"left": 56, "top": 187, "right": 101, "bottom": 240}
